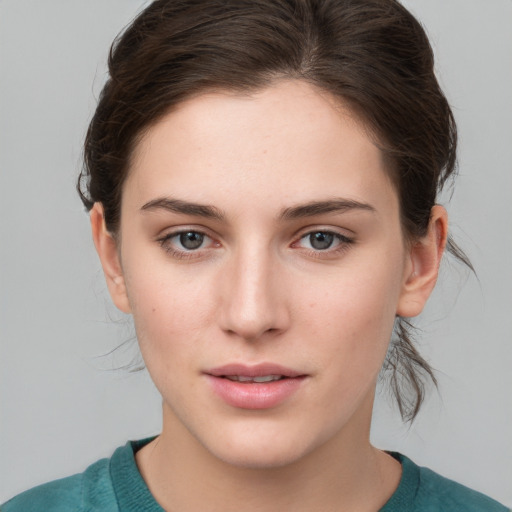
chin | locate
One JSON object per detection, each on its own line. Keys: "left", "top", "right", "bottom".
{"left": 197, "top": 419, "right": 330, "bottom": 470}
{"left": 210, "top": 440, "right": 310, "bottom": 470}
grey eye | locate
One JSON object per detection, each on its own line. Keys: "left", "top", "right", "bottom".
{"left": 179, "top": 232, "right": 204, "bottom": 250}
{"left": 308, "top": 232, "right": 335, "bottom": 250}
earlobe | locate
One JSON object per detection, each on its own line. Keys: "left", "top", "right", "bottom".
{"left": 90, "top": 203, "right": 132, "bottom": 314}
{"left": 396, "top": 205, "right": 448, "bottom": 318}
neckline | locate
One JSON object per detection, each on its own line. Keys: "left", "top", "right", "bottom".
{"left": 379, "top": 452, "right": 420, "bottom": 510}
{"left": 110, "top": 437, "right": 164, "bottom": 511}
{"left": 109, "top": 439, "right": 418, "bottom": 511}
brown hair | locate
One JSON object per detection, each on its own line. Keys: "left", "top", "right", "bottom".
{"left": 78, "top": 0, "right": 471, "bottom": 421}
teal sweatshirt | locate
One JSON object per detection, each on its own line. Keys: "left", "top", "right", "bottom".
{"left": 2, "top": 438, "right": 509, "bottom": 511}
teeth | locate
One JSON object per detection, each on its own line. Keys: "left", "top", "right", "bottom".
{"left": 253, "top": 375, "right": 282, "bottom": 383}
{"left": 225, "top": 375, "right": 283, "bottom": 383}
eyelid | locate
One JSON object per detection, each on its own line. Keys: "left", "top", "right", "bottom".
{"left": 155, "top": 222, "right": 223, "bottom": 243}
{"left": 292, "top": 225, "right": 355, "bottom": 243}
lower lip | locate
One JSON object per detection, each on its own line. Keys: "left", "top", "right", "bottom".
{"left": 205, "top": 375, "right": 306, "bottom": 409}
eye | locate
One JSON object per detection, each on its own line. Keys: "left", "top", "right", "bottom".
{"left": 294, "top": 230, "right": 353, "bottom": 252}
{"left": 158, "top": 229, "right": 217, "bottom": 258}
{"left": 304, "top": 232, "right": 336, "bottom": 250}
{"left": 175, "top": 231, "right": 206, "bottom": 250}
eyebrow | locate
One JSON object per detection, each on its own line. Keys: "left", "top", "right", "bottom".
{"left": 279, "top": 198, "right": 376, "bottom": 220}
{"left": 141, "top": 197, "right": 226, "bottom": 221}
{"left": 140, "top": 196, "right": 375, "bottom": 221}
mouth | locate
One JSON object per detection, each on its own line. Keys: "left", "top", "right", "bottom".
{"left": 205, "top": 363, "right": 307, "bottom": 409}
{"left": 222, "top": 375, "right": 286, "bottom": 383}
{"left": 206, "top": 363, "right": 305, "bottom": 381}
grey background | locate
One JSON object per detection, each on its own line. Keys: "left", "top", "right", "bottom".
{"left": 1, "top": 0, "right": 511, "bottom": 506}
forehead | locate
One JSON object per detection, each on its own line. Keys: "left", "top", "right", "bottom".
{"left": 125, "top": 80, "right": 397, "bottom": 215}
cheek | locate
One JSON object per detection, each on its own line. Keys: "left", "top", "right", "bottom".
{"left": 300, "top": 263, "right": 402, "bottom": 370}
{"left": 123, "top": 264, "right": 214, "bottom": 364}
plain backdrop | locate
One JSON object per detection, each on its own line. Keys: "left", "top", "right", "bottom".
{"left": 1, "top": 0, "right": 511, "bottom": 506}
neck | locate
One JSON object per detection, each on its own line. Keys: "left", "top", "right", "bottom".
{"left": 136, "top": 394, "right": 401, "bottom": 512}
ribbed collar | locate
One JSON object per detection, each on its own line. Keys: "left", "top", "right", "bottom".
{"left": 109, "top": 440, "right": 416, "bottom": 511}
{"left": 379, "top": 452, "right": 419, "bottom": 511}
{"left": 110, "top": 437, "right": 164, "bottom": 512}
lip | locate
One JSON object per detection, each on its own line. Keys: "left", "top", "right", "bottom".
{"left": 204, "top": 363, "right": 307, "bottom": 410}
{"left": 207, "top": 363, "right": 304, "bottom": 379}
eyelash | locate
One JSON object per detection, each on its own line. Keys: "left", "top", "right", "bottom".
{"left": 157, "top": 228, "right": 354, "bottom": 260}
{"left": 157, "top": 230, "right": 217, "bottom": 260}
{"left": 292, "top": 230, "right": 354, "bottom": 259}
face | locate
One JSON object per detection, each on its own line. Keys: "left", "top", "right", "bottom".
{"left": 94, "top": 80, "right": 441, "bottom": 469}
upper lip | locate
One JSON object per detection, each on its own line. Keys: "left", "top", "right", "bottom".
{"left": 206, "top": 363, "right": 305, "bottom": 378}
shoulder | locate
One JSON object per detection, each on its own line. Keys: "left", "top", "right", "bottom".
{"left": 382, "top": 453, "right": 509, "bottom": 511}
{"left": 415, "top": 464, "right": 509, "bottom": 512}
{"left": 1, "top": 439, "right": 158, "bottom": 512}
{"left": 1, "top": 457, "right": 117, "bottom": 512}
{"left": 1, "top": 473, "right": 83, "bottom": 512}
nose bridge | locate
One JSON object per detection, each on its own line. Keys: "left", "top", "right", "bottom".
{"left": 219, "top": 240, "right": 287, "bottom": 340}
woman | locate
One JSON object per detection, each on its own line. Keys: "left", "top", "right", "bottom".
{"left": 1, "top": 0, "right": 509, "bottom": 510}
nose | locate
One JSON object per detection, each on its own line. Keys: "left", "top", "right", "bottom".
{"left": 218, "top": 246, "right": 290, "bottom": 341}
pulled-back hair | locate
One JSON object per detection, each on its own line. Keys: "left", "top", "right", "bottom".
{"left": 78, "top": 0, "right": 471, "bottom": 421}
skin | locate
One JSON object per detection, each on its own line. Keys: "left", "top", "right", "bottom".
{"left": 91, "top": 80, "right": 447, "bottom": 511}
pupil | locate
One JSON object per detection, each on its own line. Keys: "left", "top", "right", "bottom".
{"left": 180, "top": 232, "right": 204, "bottom": 250}
{"left": 310, "top": 232, "right": 333, "bottom": 250}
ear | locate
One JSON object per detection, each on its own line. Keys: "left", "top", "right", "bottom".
{"left": 90, "top": 203, "right": 132, "bottom": 314}
{"left": 396, "top": 205, "right": 448, "bottom": 318}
